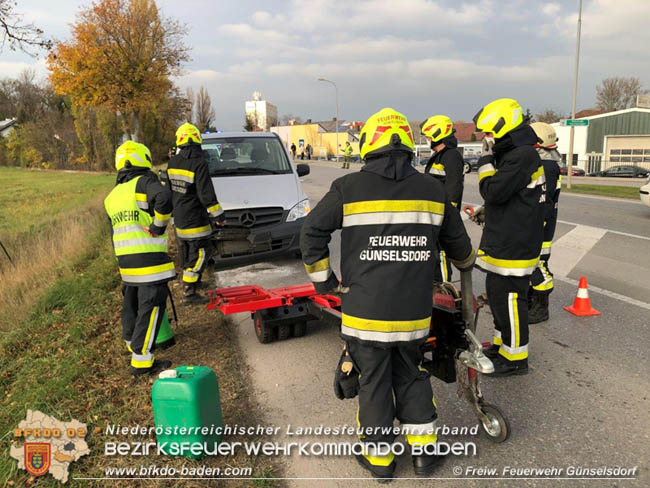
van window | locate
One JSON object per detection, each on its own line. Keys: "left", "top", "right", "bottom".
{"left": 202, "top": 137, "right": 292, "bottom": 176}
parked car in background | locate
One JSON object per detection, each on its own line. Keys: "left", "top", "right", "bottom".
{"left": 559, "top": 163, "right": 585, "bottom": 176}
{"left": 640, "top": 176, "right": 650, "bottom": 207}
{"left": 463, "top": 157, "right": 479, "bottom": 174}
{"left": 587, "top": 165, "right": 650, "bottom": 178}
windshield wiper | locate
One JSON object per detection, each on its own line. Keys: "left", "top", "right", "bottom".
{"left": 211, "top": 167, "right": 285, "bottom": 175}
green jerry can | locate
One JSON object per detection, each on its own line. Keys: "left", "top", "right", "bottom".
{"left": 152, "top": 366, "right": 223, "bottom": 459}
{"left": 155, "top": 311, "right": 175, "bottom": 349}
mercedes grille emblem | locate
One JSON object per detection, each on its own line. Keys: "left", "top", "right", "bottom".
{"left": 239, "top": 211, "right": 256, "bottom": 228}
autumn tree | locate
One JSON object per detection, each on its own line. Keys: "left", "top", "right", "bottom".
{"left": 243, "top": 115, "right": 255, "bottom": 131}
{"left": 0, "top": 0, "right": 51, "bottom": 55}
{"left": 535, "top": 108, "right": 565, "bottom": 124}
{"left": 596, "top": 77, "right": 648, "bottom": 112}
{"left": 195, "top": 86, "right": 215, "bottom": 132}
{"left": 47, "top": 0, "right": 189, "bottom": 141}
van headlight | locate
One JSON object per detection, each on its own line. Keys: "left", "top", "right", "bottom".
{"left": 287, "top": 199, "right": 311, "bottom": 222}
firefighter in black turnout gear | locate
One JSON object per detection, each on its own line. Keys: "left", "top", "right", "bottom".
{"left": 104, "top": 141, "right": 175, "bottom": 376}
{"left": 167, "top": 123, "right": 225, "bottom": 304}
{"left": 529, "top": 122, "right": 562, "bottom": 323}
{"left": 473, "top": 98, "right": 545, "bottom": 377}
{"left": 421, "top": 115, "right": 465, "bottom": 282}
{"left": 300, "top": 108, "right": 475, "bottom": 481}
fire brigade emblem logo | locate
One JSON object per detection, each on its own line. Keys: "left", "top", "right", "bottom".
{"left": 24, "top": 443, "right": 51, "bottom": 476}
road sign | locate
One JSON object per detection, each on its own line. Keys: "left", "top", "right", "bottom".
{"left": 562, "top": 119, "right": 589, "bottom": 127}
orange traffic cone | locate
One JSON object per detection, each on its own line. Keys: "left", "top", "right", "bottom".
{"left": 564, "top": 276, "right": 600, "bottom": 316}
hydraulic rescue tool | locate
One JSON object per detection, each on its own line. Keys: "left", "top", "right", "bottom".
{"left": 207, "top": 270, "right": 509, "bottom": 442}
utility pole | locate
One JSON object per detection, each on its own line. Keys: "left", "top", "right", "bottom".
{"left": 567, "top": 0, "right": 582, "bottom": 190}
{"left": 318, "top": 78, "right": 339, "bottom": 162}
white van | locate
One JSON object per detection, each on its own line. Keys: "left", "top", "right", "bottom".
{"left": 198, "top": 131, "right": 311, "bottom": 268}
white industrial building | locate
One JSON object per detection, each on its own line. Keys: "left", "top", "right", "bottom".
{"left": 552, "top": 107, "right": 650, "bottom": 173}
{"left": 245, "top": 92, "right": 278, "bottom": 132}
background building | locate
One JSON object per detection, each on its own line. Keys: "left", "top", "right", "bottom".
{"left": 552, "top": 107, "right": 650, "bottom": 173}
{"left": 245, "top": 91, "right": 278, "bottom": 132}
{"left": 271, "top": 119, "right": 359, "bottom": 159}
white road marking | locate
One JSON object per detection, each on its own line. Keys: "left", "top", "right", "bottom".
{"left": 556, "top": 219, "right": 650, "bottom": 242}
{"left": 551, "top": 225, "right": 607, "bottom": 278}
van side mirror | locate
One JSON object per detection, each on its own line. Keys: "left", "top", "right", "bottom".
{"left": 296, "top": 164, "right": 310, "bottom": 177}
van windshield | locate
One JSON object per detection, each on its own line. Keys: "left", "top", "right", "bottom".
{"left": 202, "top": 137, "right": 292, "bottom": 176}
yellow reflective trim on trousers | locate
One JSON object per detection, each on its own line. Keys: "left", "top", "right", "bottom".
{"left": 558, "top": 174, "right": 563, "bottom": 184}
{"left": 142, "top": 306, "right": 158, "bottom": 355}
{"left": 476, "top": 250, "right": 539, "bottom": 269}
{"left": 168, "top": 168, "right": 195, "bottom": 179}
{"left": 493, "top": 336, "right": 503, "bottom": 345}
{"left": 499, "top": 347, "right": 528, "bottom": 361}
{"left": 364, "top": 452, "right": 395, "bottom": 467}
{"left": 406, "top": 434, "right": 438, "bottom": 446}
{"left": 120, "top": 262, "right": 175, "bottom": 276}
{"left": 451, "top": 202, "right": 458, "bottom": 207}
{"left": 342, "top": 313, "right": 430, "bottom": 332}
{"left": 131, "top": 357, "right": 154, "bottom": 368}
{"left": 541, "top": 241, "right": 552, "bottom": 249}
{"left": 440, "top": 250, "right": 448, "bottom": 281}
{"left": 176, "top": 225, "right": 212, "bottom": 236}
{"left": 511, "top": 293, "right": 520, "bottom": 347}
{"left": 533, "top": 280, "right": 554, "bottom": 291}
{"left": 304, "top": 257, "right": 330, "bottom": 273}
{"left": 343, "top": 200, "right": 444, "bottom": 216}
{"left": 193, "top": 248, "right": 205, "bottom": 272}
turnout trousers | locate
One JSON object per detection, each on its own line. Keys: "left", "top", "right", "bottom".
{"left": 180, "top": 238, "right": 213, "bottom": 285}
{"left": 347, "top": 341, "right": 438, "bottom": 468}
{"left": 486, "top": 272, "right": 530, "bottom": 361}
{"left": 122, "top": 284, "right": 168, "bottom": 370}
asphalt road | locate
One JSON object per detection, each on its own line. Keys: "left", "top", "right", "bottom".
{"left": 213, "top": 162, "right": 649, "bottom": 487}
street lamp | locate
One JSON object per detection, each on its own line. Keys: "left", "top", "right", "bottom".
{"left": 318, "top": 78, "right": 340, "bottom": 162}
{"left": 567, "top": 0, "right": 583, "bottom": 190}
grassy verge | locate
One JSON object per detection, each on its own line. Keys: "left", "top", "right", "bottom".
{"left": 561, "top": 183, "right": 641, "bottom": 199}
{"left": 0, "top": 169, "right": 279, "bottom": 487}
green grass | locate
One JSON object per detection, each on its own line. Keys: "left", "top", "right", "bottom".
{"left": 0, "top": 171, "right": 277, "bottom": 486}
{"left": 0, "top": 167, "right": 114, "bottom": 240}
{"left": 561, "top": 183, "right": 641, "bottom": 199}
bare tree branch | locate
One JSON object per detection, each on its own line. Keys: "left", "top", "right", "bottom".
{"left": 0, "top": 0, "right": 51, "bottom": 55}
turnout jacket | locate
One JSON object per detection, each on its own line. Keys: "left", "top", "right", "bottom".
{"left": 104, "top": 169, "right": 175, "bottom": 285}
{"left": 538, "top": 150, "right": 562, "bottom": 257}
{"left": 300, "top": 152, "right": 474, "bottom": 347}
{"left": 167, "top": 144, "right": 223, "bottom": 240}
{"left": 476, "top": 124, "right": 545, "bottom": 276}
{"left": 424, "top": 135, "right": 464, "bottom": 207}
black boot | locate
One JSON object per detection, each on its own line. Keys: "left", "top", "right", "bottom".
{"left": 483, "top": 344, "right": 500, "bottom": 359}
{"left": 412, "top": 453, "right": 446, "bottom": 476}
{"left": 182, "top": 284, "right": 209, "bottom": 305}
{"left": 355, "top": 454, "right": 395, "bottom": 483}
{"left": 131, "top": 359, "right": 172, "bottom": 377}
{"left": 485, "top": 355, "right": 528, "bottom": 377}
{"left": 529, "top": 292, "right": 549, "bottom": 324}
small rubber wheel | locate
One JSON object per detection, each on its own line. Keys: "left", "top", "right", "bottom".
{"left": 292, "top": 322, "right": 307, "bottom": 337}
{"left": 277, "top": 324, "right": 292, "bottom": 341}
{"left": 253, "top": 312, "right": 274, "bottom": 344}
{"left": 479, "top": 403, "right": 509, "bottom": 443}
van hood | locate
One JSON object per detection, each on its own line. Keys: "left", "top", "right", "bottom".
{"left": 211, "top": 173, "right": 302, "bottom": 211}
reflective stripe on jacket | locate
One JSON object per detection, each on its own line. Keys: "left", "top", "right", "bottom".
{"left": 300, "top": 153, "right": 474, "bottom": 347}
{"left": 105, "top": 176, "right": 175, "bottom": 285}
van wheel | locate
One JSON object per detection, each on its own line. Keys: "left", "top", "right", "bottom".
{"left": 463, "top": 162, "right": 471, "bottom": 174}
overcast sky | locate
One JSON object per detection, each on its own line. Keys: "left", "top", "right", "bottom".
{"left": 2, "top": 0, "right": 649, "bottom": 130}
